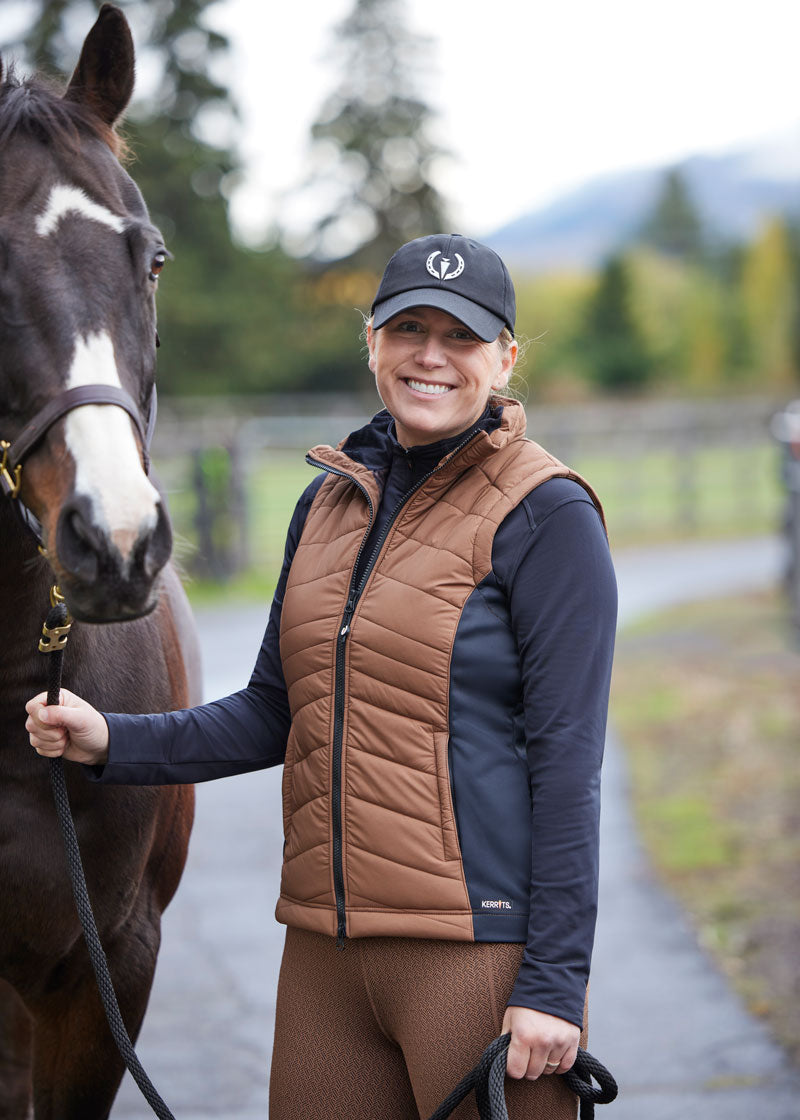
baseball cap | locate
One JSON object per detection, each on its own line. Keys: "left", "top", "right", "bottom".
{"left": 370, "top": 234, "right": 516, "bottom": 341}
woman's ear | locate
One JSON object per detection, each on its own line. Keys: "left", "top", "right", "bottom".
{"left": 492, "top": 339, "right": 518, "bottom": 390}
{"left": 366, "top": 323, "right": 377, "bottom": 374}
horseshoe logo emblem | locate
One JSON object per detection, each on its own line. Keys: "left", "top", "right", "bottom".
{"left": 426, "top": 251, "right": 465, "bottom": 281}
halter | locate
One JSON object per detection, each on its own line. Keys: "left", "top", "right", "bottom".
{"left": 1, "top": 383, "right": 156, "bottom": 544}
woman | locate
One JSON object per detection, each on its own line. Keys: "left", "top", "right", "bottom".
{"left": 27, "top": 233, "right": 617, "bottom": 1119}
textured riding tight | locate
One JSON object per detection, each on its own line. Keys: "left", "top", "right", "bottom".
{"left": 269, "top": 928, "right": 583, "bottom": 1119}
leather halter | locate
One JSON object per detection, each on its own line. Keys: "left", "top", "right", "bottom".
{"left": 1, "top": 384, "right": 154, "bottom": 500}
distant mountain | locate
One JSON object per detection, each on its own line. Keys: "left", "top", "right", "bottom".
{"left": 485, "top": 128, "right": 800, "bottom": 273}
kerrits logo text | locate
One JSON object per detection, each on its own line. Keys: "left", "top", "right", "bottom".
{"left": 481, "top": 899, "right": 512, "bottom": 910}
{"left": 426, "top": 250, "right": 465, "bottom": 281}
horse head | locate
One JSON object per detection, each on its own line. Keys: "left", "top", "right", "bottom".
{"left": 0, "top": 4, "right": 173, "bottom": 623}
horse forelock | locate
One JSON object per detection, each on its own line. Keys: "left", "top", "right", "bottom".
{"left": 0, "top": 70, "right": 125, "bottom": 161}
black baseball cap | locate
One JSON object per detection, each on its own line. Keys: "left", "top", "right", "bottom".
{"left": 370, "top": 234, "right": 516, "bottom": 341}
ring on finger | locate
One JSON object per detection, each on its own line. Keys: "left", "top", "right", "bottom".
{"left": 544, "top": 1060, "right": 559, "bottom": 1069}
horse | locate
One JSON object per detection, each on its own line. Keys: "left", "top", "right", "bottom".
{"left": 0, "top": 6, "right": 200, "bottom": 1116}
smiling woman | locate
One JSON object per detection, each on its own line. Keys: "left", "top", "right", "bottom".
{"left": 26, "top": 231, "right": 617, "bottom": 1119}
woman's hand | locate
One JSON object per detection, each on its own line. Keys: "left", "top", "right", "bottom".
{"left": 501, "top": 1005, "right": 580, "bottom": 1079}
{"left": 25, "top": 689, "right": 109, "bottom": 766}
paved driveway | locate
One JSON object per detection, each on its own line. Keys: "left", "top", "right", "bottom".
{"left": 113, "top": 536, "right": 800, "bottom": 1118}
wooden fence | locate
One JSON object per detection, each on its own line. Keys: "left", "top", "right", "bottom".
{"left": 150, "top": 393, "right": 789, "bottom": 584}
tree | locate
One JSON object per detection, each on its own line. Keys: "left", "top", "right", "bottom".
{"left": 740, "top": 217, "right": 798, "bottom": 389}
{"left": 579, "top": 255, "right": 652, "bottom": 392}
{"left": 292, "top": 0, "right": 450, "bottom": 272}
{"left": 638, "top": 168, "right": 705, "bottom": 261}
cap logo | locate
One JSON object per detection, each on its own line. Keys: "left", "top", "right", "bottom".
{"left": 426, "top": 250, "right": 465, "bottom": 281}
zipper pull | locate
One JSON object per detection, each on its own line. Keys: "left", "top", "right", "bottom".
{"left": 340, "top": 596, "right": 356, "bottom": 639}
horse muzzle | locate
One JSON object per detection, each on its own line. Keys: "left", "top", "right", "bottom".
{"left": 54, "top": 495, "right": 172, "bottom": 622}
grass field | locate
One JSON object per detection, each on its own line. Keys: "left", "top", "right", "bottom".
{"left": 157, "top": 437, "right": 785, "bottom": 604}
{"left": 612, "top": 590, "right": 800, "bottom": 1063}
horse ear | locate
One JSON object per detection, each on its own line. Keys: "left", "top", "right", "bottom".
{"left": 64, "top": 3, "right": 135, "bottom": 127}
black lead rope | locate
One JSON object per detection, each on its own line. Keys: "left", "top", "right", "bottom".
{"left": 40, "top": 598, "right": 176, "bottom": 1120}
{"left": 426, "top": 1033, "right": 618, "bottom": 1120}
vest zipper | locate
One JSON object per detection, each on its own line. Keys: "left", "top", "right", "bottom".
{"left": 306, "top": 456, "right": 375, "bottom": 948}
{"left": 305, "top": 429, "right": 480, "bottom": 948}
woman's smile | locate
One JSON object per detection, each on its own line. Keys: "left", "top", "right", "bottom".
{"left": 404, "top": 378, "right": 452, "bottom": 396}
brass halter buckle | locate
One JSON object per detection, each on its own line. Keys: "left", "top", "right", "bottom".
{"left": 39, "top": 585, "right": 73, "bottom": 654}
{"left": 0, "top": 440, "right": 22, "bottom": 499}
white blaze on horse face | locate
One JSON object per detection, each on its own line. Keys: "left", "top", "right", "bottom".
{"left": 65, "top": 332, "right": 159, "bottom": 564}
{"left": 35, "top": 184, "right": 125, "bottom": 238}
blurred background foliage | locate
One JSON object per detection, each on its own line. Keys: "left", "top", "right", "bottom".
{"left": 4, "top": 0, "right": 798, "bottom": 403}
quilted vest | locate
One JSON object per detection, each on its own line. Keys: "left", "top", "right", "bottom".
{"left": 276, "top": 399, "right": 604, "bottom": 941}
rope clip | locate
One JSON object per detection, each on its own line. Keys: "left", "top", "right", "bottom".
{"left": 39, "top": 585, "right": 72, "bottom": 653}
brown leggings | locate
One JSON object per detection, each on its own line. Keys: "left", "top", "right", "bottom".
{"left": 269, "top": 928, "right": 583, "bottom": 1119}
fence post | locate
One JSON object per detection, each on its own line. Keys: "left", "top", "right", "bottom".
{"left": 675, "top": 424, "right": 698, "bottom": 534}
{"left": 190, "top": 444, "right": 248, "bottom": 581}
{"left": 770, "top": 402, "right": 800, "bottom": 636}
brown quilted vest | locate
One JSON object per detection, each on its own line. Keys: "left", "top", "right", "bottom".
{"left": 276, "top": 399, "right": 603, "bottom": 940}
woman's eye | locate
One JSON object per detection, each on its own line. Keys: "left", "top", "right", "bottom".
{"left": 397, "top": 320, "right": 422, "bottom": 332}
{"left": 149, "top": 251, "right": 167, "bottom": 281}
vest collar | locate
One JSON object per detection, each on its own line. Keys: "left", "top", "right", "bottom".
{"left": 306, "top": 397, "right": 528, "bottom": 503}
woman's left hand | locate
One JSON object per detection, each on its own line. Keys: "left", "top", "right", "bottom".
{"left": 501, "top": 1005, "right": 580, "bottom": 1079}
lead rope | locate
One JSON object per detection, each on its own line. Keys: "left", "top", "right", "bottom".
{"left": 426, "top": 1033, "right": 618, "bottom": 1120}
{"left": 40, "top": 592, "right": 176, "bottom": 1120}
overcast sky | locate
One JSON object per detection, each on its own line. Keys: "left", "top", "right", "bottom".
{"left": 3, "top": 0, "right": 797, "bottom": 247}
{"left": 209, "top": 0, "right": 799, "bottom": 247}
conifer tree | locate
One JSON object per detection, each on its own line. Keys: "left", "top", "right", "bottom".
{"left": 581, "top": 255, "right": 652, "bottom": 391}
{"left": 296, "top": 0, "right": 450, "bottom": 271}
{"left": 639, "top": 168, "right": 705, "bottom": 260}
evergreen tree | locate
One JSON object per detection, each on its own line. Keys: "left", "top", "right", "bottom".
{"left": 295, "top": 0, "right": 450, "bottom": 271}
{"left": 638, "top": 168, "right": 705, "bottom": 260}
{"left": 580, "top": 255, "right": 652, "bottom": 392}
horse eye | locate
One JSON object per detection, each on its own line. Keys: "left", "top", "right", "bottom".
{"left": 149, "top": 251, "right": 167, "bottom": 281}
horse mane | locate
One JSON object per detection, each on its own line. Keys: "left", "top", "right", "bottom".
{"left": 0, "top": 67, "right": 126, "bottom": 160}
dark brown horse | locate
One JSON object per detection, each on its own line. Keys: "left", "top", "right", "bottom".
{"left": 0, "top": 6, "right": 199, "bottom": 1117}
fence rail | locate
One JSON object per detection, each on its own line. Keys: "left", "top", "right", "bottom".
{"left": 150, "top": 393, "right": 789, "bottom": 585}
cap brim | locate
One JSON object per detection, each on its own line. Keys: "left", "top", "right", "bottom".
{"left": 372, "top": 289, "right": 506, "bottom": 342}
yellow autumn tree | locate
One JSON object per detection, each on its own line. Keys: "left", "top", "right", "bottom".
{"left": 741, "top": 217, "right": 798, "bottom": 389}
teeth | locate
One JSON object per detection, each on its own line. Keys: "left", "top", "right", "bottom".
{"left": 407, "top": 379, "right": 451, "bottom": 395}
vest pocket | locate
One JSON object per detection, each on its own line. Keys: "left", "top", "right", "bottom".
{"left": 433, "top": 730, "right": 462, "bottom": 863}
{"left": 281, "top": 734, "right": 297, "bottom": 853}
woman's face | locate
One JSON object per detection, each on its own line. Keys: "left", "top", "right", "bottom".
{"left": 367, "top": 307, "right": 517, "bottom": 448}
